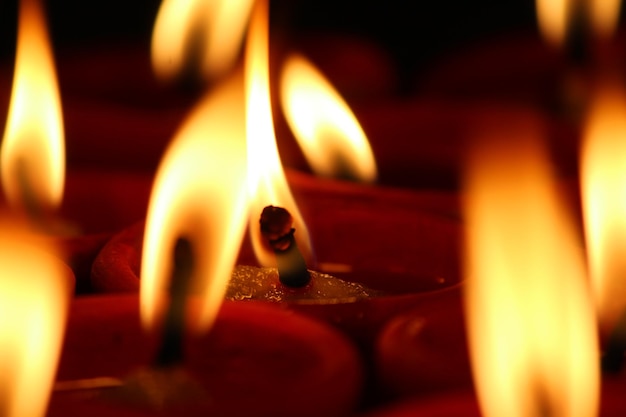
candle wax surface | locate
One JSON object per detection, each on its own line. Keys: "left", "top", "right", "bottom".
{"left": 228, "top": 265, "right": 382, "bottom": 303}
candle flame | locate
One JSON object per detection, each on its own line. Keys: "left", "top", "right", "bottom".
{"left": 151, "top": 0, "right": 255, "bottom": 82}
{"left": 580, "top": 81, "right": 626, "bottom": 334}
{"left": 536, "top": 0, "right": 621, "bottom": 46}
{"left": 245, "top": 0, "right": 312, "bottom": 267}
{"left": 463, "top": 129, "right": 599, "bottom": 417}
{"left": 1, "top": 0, "right": 64, "bottom": 213}
{"left": 591, "top": 0, "right": 622, "bottom": 38}
{"left": 536, "top": 0, "right": 571, "bottom": 46}
{"left": 280, "top": 54, "right": 377, "bottom": 182}
{"left": 0, "top": 219, "right": 69, "bottom": 417}
{"left": 140, "top": 73, "right": 248, "bottom": 333}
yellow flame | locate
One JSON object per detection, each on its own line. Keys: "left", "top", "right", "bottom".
{"left": 1, "top": 0, "right": 65, "bottom": 212}
{"left": 140, "top": 72, "right": 248, "bottom": 333}
{"left": 245, "top": 0, "right": 312, "bottom": 266}
{"left": 463, "top": 131, "right": 599, "bottom": 417}
{"left": 0, "top": 219, "right": 69, "bottom": 417}
{"left": 536, "top": 0, "right": 622, "bottom": 46}
{"left": 151, "top": 0, "right": 255, "bottom": 81}
{"left": 280, "top": 54, "right": 377, "bottom": 182}
{"left": 581, "top": 81, "right": 626, "bottom": 334}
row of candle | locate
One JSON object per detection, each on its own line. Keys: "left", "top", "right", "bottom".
{"left": 0, "top": 0, "right": 460, "bottom": 416}
{"left": 2, "top": 1, "right": 626, "bottom": 417}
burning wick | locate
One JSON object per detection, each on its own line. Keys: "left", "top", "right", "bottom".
{"left": 602, "top": 311, "right": 626, "bottom": 373}
{"left": 102, "top": 237, "right": 205, "bottom": 409}
{"left": 11, "top": 157, "right": 78, "bottom": 236}
{"left": 153, "top": 237, "right": 194, "bottom": 367}
{"left": 564, "top": 1, "right": 591, "bottom": 66}
{"left": 260, "top": 205, "right": 311, "bottom": 288}
{"left": 16, "top": 157, "right": 44, "bottom": 222}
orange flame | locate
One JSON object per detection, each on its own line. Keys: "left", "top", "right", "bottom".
{"left": 536, "top": 0, "right": 622, "bottom": 46}
{"left": 590, "top": 0, "right": 622, "bottom": 39}
{"left": 536, "top": 0, "right": 570, "bottom": 46}
{"left": 280, "top": 54, "right": 377, "bottom": 182}
{"left": 0, "top": 219, "right": 69, "bottom": 417}
{"left": 140, "top": 73, "right": 248, "bottom": 333}
{"left": 463, "top": 130, "right": 599, "bottom": 417}
{"left": 245, "top": 0, "right": 312, "bottom": 266}
{"left": 151, "top": 0, "right": 255, "bottom": 81}
{"left": 580, "top": 81, "right": 626, "bottom": 334}
{"left": 1, "top": 0, "right": 64, "bottom": 213}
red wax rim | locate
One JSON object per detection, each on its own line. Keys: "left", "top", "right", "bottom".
{"left": 90, "top": 179, "right": 461, "bottom": 348}
{"left": 361, "top": 391, "right": 480, "bottom": 417}
{"left": 92, "top": 174, "right": 461, "bottom": 294}
{"left": 51, "top": 294, "right": 363, "bottom": 417}
{"left": 374, "top": 290, "right": 473, "bottom": 399}
{"left": 59, "top": 232, "right": 113, "bottom": 294}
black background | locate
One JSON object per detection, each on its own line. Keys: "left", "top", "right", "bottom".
{"left": 0, "top": 1, "right": 541, "bottom": 70}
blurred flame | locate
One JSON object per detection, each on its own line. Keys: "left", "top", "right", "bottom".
{"left": 591, "top": 0, "right": 622, "bottom": 38}
{"left": 151, "top": 0, "right": 255, "bottom": 81}
{"left": 280, "top": 54, "right": 377, "bottom": 182}
{"left": 536, "top": 0, "right": 621, "bottom": 46}
{"left": 536, "top": 0, "right": 570, "bottom": 46}
{"left": 463, "top": 131, "right": 599, "bottom": 417}
{"left": 0, "top": 219, "right": 69, "bottom": 417}
{"left": 581, "top": 81, "right": 626, "bottom": 334}
{"left": 245, "top": 0, "right": 312, "bottom": 266}
{"left": 1, "top": 0, "right": 64, "bottom": 212}
{"left": 141, "top": 73, "right": 248, "bottom": 333}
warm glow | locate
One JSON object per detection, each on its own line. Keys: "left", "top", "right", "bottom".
{"left": 463, "top": 132, "right": 599, "bottom": 417}
{"left": 245, "top": 0, "right": 312, "bottom": 266}
{"left": 151, "top": 0, "right": 255, "bottom": 81}
{"left": 536, "top": 0, "right": 622, "bottom": 46}
{"left": 1, "top": 0, "right": 64, "bottom": 212}
{"left": 591, "top": 0, "right": 622, "bottom": 38}
{"left": 141, "top": 73, "right": 249, "bottom": 333}
{"left": 536, "top": 0, "right": 570, "bottom": 45}
{"left": 0, "top": 219, "right": 69, "bottom": 417}
{"left": 280, "top": 54, "right": 377, "bottom": 182}
{"left": 581, "top": 82, "right": 626, "bottom": 334}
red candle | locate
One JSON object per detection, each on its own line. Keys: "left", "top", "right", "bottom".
{"left": 60, "top": 170, "right": 153, "bottom": 235}
{"left": 375, "top": 289, "right": 472, "bottom": 400}
{"left": 89, "top": 173, "right": 461, "bottom": 348}
{"left": 88, "top": 168, "right": 460, "bottom": 288}
{"left": 49, "top": 294, "right": 363, "bottom": 417}
{"left": 0, "top": 169, "right": 154, "bottom": 294}
{"left": 361, "top": 391, "right": 480, "bottom": 417}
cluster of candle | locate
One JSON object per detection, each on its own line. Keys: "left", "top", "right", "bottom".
{"left": 2, "top": 0, "right": 626, "bottom": 416}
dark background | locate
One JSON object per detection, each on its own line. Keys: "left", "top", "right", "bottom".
{"left": 0, "top": 1, "right": 541, "bottom": 71}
